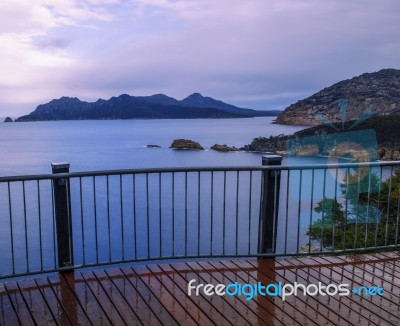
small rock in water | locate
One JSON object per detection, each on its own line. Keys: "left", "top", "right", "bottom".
{"left": 210, "top": 144, "right": 239, "bottom": 152}
{"left": 147, "top": 144, "right": 161, "bottom": 148}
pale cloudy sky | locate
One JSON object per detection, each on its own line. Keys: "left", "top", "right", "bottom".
{"left": 0, "top": 0, "right": 400, "bottom": 116}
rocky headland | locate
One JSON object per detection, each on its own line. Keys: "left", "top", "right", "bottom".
{"left": 276, "top": 69, "right": 400, "bottom": 126}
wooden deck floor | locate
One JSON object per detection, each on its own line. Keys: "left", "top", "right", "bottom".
{"left": 1, "top": 252, "right": 400, "bottom": 325}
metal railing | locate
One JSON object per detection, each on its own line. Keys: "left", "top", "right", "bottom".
{"left": 1, "top": 157, "right": 400, "bottom": 279}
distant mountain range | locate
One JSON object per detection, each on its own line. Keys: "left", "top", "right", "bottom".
{"left": 276, "top": 68, "right": 400, "bottom": 125}
{"left": 15, "top": 93, "right": 280, "bottom": 121}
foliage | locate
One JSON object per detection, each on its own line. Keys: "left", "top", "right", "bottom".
{"left": 307, "top": 167, "right": 400, "bottom": 249}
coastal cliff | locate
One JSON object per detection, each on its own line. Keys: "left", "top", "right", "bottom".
{"left": 276, "top": 69, "right": 400, "bottom": 126}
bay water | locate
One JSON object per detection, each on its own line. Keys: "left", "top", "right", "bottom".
{"left": 2, "top": 117, "right": 339, "bottom": 276}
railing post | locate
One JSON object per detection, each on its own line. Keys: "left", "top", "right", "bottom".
{"left": 51, "top": 162, "right": 74, "bottom": 269}
{"left": 258, "top": 154, "right": 282, "bottom": 254}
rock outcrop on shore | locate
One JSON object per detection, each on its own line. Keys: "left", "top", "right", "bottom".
{"left": 276, "top": 69, "right": 400, "bottom": 126}
{"left": 4, "top": 117, "right": 13, "bottom": 122}
{"left": 244, "top": 115, "right": 400, "bottom": 161}
{"left": 170, "top": 139, "right": 205, "bottom": 150}
{"left": 210, "top": 144, "right": 239, "bottom": 152}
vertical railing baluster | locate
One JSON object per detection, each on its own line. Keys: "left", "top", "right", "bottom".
{"left": 93, "top": 176, "right": 99, "bottom": 264}
{"left": 159, "top": 173, "right": 162, "bottom": 258}
{"left": 210, "top": 171, "right": 214, "bottom": 256}
{"left": 22, "top": 181, "right": 29, "bottom": 272}
{"left": 374, "top": 167, "right": 383, "bottom": 248}
{"left": 235, "top": 171, "right": 239, "bottom": 255}
{"left": 385, "top": 166, "right": 394, "bottom": 246}
{"left": 133, "top": 174, "right": 137, "bottom": 259}
{"left": 120, "top": 174, "right": 124, "bottom": 261}
{"left": 185, "top": 172, "right": 188, "bottom": 257}
{"left": 7, "top": 182, "right": 15, "bottom": 275}
{"left": 198, "top": 171, "right": 201, "bottom": 256}
{"left": 297, "top": 170, "right": 303, "bottom": 254}
{"left": 332, "top": 168, "right": 338, "bottom": 251}
{"left": 320, "top": 169, "right": 327, "bottom": 253}
{"left": 146, "top": 173, "right": 150, "bottom": 259}
{"left": 365, "top": 169, "right": 372, "bottom": 248}
{"left": 79, "top": 177, "right": 85, "bottom": 265}
{"left": 353, "top": 170, "right": 362, "bottom": 250}
{"left": 343, "top": 168, "right": 349, "bottom": 250}
{"left": 284, "top": 170, "right": 290, "bottom": 254}
{"left": 395, "top": 188, "right": 400, "bottom": 246}
{"left": 172, "top": 172, "right": 175, "bottom": 257}
{"left": 107, "top": 175, "right": 111, "bottom": 262}
{"left": 308, "top": 169, "right": 315, "bottom": 254}
{"left": 50, "top": 180, "right": 57, "bottom": 268}
{"left": 37, "top": 180, "right": 43, "bottom": 271}
{"left": 222, "top": 171, "right": 226, "bottom": 255}
{"left": 248, "top": 171, "right": 253, "bottom": 255}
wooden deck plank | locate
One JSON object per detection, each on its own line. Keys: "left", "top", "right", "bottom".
{"left": 1, "top": 253, "right": 400, "bottom": 326}
{"left": 317, "top": 256, "right": 400, "bottom": 303}
{"left": 145, "top": 264, "right": 215, "bottom": 326}
{"left": 128, "top": 265, "right": 198, "bottom": 326}
{"left": 218, "top": 260, "right": 302, "bottom": 326}
{"left": 79, "top": 270, "right": 133, "bottom": 325}
{"left": 0, "top": 284, "right": 20, "bottom": 326}
{"left": 199, "top": 260, "right": 285, "bottom": 326}
{"left": 103, "top": 268, "right": 163, "bottom": 326}
{"left": 171, "top": 261, "right": 251, "bottom": 325}
{"left": 15, "top": 279, "right": 57, "bottom": 326}
{"left": 243, "top": 259, "right": 335, "bottom": 326}
{"left": 47, "top": 274, "right": 92, "bottom": 325}
{"left": 186, "top": 261, "right": 256, "bottom": 325}
{"left": 91, "top": 269, "right": 143, "bottom": 325}
{"left": 34, "top": 277, "right": 72, "bottom": 326}
{"left": 119, "top": 267, "right": 179, "bottom": 326}
{"left": 2, "top": 282, "right": 35, "bottom": 326}
{"left": 277, "top": 257, "right": 385, "bottom": 325}
{"left": 158, "top": 263, "right": 234, "bottom": 325}
{"left": 310, "top": 256, "right": 400, "bottom": 325}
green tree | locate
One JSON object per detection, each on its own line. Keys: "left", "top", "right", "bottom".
{"left": 308, "top": 167, "right": 400, "bottom": 250}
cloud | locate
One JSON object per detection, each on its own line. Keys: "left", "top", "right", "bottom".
{"left": 1, "top": 0, "right": 400, "bottom": 115}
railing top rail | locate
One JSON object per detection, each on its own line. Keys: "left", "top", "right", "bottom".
{"left": 1, "top": 160, "right": 400, "bottom": 183}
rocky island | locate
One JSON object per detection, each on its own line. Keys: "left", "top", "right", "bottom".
{"left": 170, "top": 139, "right": 205, "bottom": 150}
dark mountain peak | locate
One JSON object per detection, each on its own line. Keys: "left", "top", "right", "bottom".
{"left": 54, "top": 96, "right": 82, "bottom": 103}
{"left": 146, "top": 94, "right": 180, "bottom": 106}
{"left": 149, "top": 93, "right": 172, "bottom": 99}
{"left": 181, "top": 93, "right": 223, "bottom": 107}
{"left": 15, "top": 92, "right": 277, "bottom": 121}
{"left": 186, "top": 92, "right": 204, "bottom": 99}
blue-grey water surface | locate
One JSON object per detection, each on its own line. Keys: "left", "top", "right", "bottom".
{"left": 0, "top": 117, "right": 305, "bottom": 175}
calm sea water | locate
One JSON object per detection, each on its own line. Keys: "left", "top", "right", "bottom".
{"left": 0, "top": 117, "right": 306, "bottom": 176}
{"left": 3, "top": 117, "right": 337, "bottom": 275}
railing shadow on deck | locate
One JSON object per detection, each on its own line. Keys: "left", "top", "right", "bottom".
{"left": 1, "top": 157, "right": 400, "bottom": 279}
